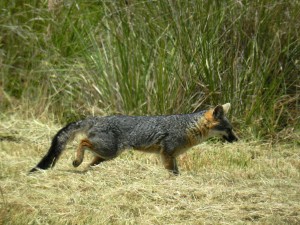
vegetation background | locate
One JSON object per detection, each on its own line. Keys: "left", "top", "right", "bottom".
{"left": 0, "top": 0, "right": 299, "bottom": 224}
{"left": 1, "top": 0, "right": 299, "bottom": 138}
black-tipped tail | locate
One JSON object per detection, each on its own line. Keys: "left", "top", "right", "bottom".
{"left": 29, "top": 120, "right": 88, "bottom": 173}
{"left": 29, "top": 137, "right": 61, "bottom": 173}
{"left": 29, "top": 150, "right": 57, "bottom": 172}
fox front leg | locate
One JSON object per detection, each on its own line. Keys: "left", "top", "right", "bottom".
{"left": 161, "top": 152, "right": 179, "bottom": 175}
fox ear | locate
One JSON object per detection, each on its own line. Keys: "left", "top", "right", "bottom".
{"left": 222, "top": 103, "right": 231, "bottom": 114}
{"left": 213, "top": 105, "right": 224, "bottom": 119}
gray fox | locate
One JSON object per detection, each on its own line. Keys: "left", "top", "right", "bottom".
{"left": 30, "top": 103, "right": 238, "bottom": 175}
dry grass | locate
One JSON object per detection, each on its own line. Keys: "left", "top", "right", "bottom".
{"left": 0, "top": 116, "right": 299, "bottom": 224}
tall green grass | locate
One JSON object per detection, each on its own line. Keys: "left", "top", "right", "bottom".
{"left": 0, "top": 0, "right": 299, "bottom": 139}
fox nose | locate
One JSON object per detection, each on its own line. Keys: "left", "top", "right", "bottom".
{"left": 228, "top": 136, "right": 238, "bottom": 142}
{"left": 223, "top": 131, "right": 238, "bottom": 143}
{"left": 230, "top": 132, "right": 238, "bottom": 142}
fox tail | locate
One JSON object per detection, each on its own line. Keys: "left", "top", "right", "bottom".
{"left": 29, "top": 120, "right": 89, "bottom": 173}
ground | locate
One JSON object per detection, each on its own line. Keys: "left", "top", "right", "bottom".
{"left": 0, "top": 117, "right": 299, "bottom": 224}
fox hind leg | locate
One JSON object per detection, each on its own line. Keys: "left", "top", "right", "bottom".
{"left": 73, "top": 138, "right": 94, "bottom": 167}
{"left": 73, "top": 134, "right": 118, "bottom": 168}
{"left": 89, "top": 156, "right": 106, "bottom": 167}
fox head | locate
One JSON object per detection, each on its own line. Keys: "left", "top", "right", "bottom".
{"left": 205, "top": 103, "right": 238, "bottom": 143}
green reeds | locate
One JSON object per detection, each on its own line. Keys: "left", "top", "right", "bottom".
{"left": 1, "top": 0, "right": 299, "bottom": 139}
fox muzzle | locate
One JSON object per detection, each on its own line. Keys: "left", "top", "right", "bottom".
{"left": 223, "top": 131, "right": 238, "bottom": 143}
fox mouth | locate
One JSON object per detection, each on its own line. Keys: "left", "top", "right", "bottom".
{"left": 223, "top": 135, "right": 238, "bottom": 143}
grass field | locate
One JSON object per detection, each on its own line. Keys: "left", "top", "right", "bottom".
{"left": 0, "top": 116, "right": 299, "bottom": 224}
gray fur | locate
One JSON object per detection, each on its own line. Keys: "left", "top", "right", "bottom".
{"left": 83, "top": 112, "right": 205, "bottom": 158}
